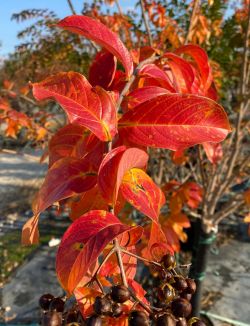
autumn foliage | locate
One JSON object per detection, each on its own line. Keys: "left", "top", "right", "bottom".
{"left": 19, "top": 13, "right": 232, "bottom": 321}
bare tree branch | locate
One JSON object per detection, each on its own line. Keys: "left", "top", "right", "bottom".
{"left": 185, "top": 0, "right": 200, "bottom": 44}
{"left": 67, "top": 0, "right": 77, "bottom": 15}
{"left": 140, "top": 0, "right": 153, "bottom": 47}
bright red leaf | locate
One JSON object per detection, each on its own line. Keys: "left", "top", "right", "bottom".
{"left": 32, "top": 72, "right": 117, "bottom": 141}
{"left": 89, "top": 50, "right": 117, "bottom": 89}
{"left": 56, "top": 210, "right": 143, "bottom": 293}
{"left": 164, "top": 52, "right": 195, "bottom": 93}
{"left": 175, "top": 45, "right": 213, "bottom": 93}
{"left": 119, "top": 93, "right": 231, "bottom": 150}
{"left": 98, "top": 146, "right": 148, "bottom": 206}
{"left": 124, "top": 86, "right": 169, "bottom": 111}
{"left": 57, "top": 15, "right": 133, "bottom": 77}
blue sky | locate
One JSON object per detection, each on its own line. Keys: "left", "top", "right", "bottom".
{"left": 0, "top": 0, "right": 135, "bottom": 57}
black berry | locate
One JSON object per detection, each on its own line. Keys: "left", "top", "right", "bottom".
{"left": 162, "top": 284, "right": 175, "bottom": 303}
{"left": 112, "top": 303, "right": 123, "bottom": 317}
{"left": 110, "top": 285, "right": 130, "bottom": 303}
{"left": 159, "top": 270, "right": 172, "bottom": 281}
{"left": 172, "top": 277, "right": 188, "bottom": 292}
{"left": 185, "top": 279, "right": 196, "bottom": 294}
{"left": 41, "top": 311, "right": 62, "bottom": 326}
{"left": 161, "top": 254, "right": 176, "bottom": 270}
{"left": 86, "top": 315, "right": 102, "bottom": 326}
{"left": 129, "top": 310, "right": 149, "bottom": 326}
{"left": 156, "top": 313, "right": 176, "bottom": 326}
{"left": 171, "top": 298, "right": 192, "bottom": 318}
{"left": 93, "top": 296, "right": 112, "bottom": 316}
{"left": 39, "top": 294, "right": 54, "bottom": 310}
{"left": 65, "top": 310, "right": 78, "bottom": 323}
{"left": 49, "top": 298, "right": 65, "bottom": 312}
{"left": 181, "top": 292, "right": 192, "bottom": 301}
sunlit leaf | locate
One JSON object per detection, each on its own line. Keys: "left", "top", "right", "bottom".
{"left": 32, "top": 72, "right": 117, "bottom": 141}
{"left": 98, "top": 146, "right": 148, "bottom": 205}
{"left": 119, "top": 93, "right": 231, "bottom": 150}
{"left": 56, "top": 210, "right": 143, "bottom": 293}
{"left": 120, "top": 168, "right": 165, "bottom": 221}
{"left": 57, "top": 15, "right": 133, "bottom": 77}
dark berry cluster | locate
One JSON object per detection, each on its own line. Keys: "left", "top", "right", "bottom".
{"left": 86, "top": 284, "right": 130, "bottom": 324}
{"left": 152, "top": 254, "right": 206, "bottom": 326}
{"left": 39, "top": 255, "right": 207, "bottom": 325}
{"left": 39, "top": 293, "right": 84, "bottom": 326}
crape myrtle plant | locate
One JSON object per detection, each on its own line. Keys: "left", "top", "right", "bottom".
{"left": 19, "top": 9, "right": 234, "bottom": 325}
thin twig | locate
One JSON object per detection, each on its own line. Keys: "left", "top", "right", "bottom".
{"left": 140, "top": 0, "right": 153, "bottom": 47}
{"left": 207, "top": 4, "right": 250, "bottom": 217}
{"left": 121, "top": 248, "right": 162, "bottom": 268}
{"left": 185, "top": 0, "right": 200, "bottom": 44}
{"left": 67, "top": 0, "right": 77, "bottom": 15}
{"left": 116, "top": 54, "right": 159, "bottom": 111}
{"left": 214, "top": 199, "right": 245, "bottom": 225}
{"left": 114, "top": 239, "right": 128, "bottom": 287}
{"left": 115, "top": 0, "right": 123, "bottom": 16}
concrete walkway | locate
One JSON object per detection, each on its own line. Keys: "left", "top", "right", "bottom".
{"left": 203, "top": 239, "right": 250, "bottom": 325}
{"left": 1, "top": 245, "right": 63, "bottom": 324}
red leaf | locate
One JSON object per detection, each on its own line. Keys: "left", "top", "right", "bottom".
{"left": 70, "top": 186, "right": 124, "bottom": 220}
{"left": 175, "top": 45, "right": 213, "bottom": 93}
{"left": 128, "top": 279, "right": 149, "bottom": 305}
{"left": 142, "top": 221, "right": 174, "bottom": 260}
{"left": 119, "top": 93, "right": 231, "bottom": 150}
{"left": 124, "top": 86, "right": 169, "bottom": 111}
{"left": 57, "top": 15, "right": 133, "bottom": 77}
{"left": 48, "top": 124, "right": 87, "bottom": 166}
{"left": 56, "top": 210, "right": 143, "bottom": 293}
{"left": 98, "top": 146, "right": 148, "bottom": 205}
{"left": 138, "top": 64, "right": 176, "bottom": 92}
{"left": 32, "top": 72, "right": 117, "bottom": 141}
{"left": 171, "top": 149, "right": 188, "bottom": 165}
{"left": 164, "top": 53, "right": 194, "bottom": 93}
{"left": 120, "top": 168, "right": 165, "bottom": 221}
{"left": 203, "top": 142, "right": 223, "bottom": 164}
{"left": 89, "top": 50, "right": 117, "bottom": 89}
{"left": 34, "top": 157, "right": 97, "bottom": 215}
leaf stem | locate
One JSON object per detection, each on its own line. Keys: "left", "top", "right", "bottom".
{"left": 114, "top": 239, "right": 128, "bottom": 287}
{"left": 121, "top": 248, "right": 162, "bottom": 269}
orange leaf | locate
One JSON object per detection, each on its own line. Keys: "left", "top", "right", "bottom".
{"left": 21, "top": 215, "right": 39, "bottom": 245}
{"left": 244, "top": 189, "right": 250, "bottom": 206}
{"left": 56, "top": 210, "right": 143, "bottom": 293}
{"left": 120, "top": 168, "right": 165, "bottom": 221}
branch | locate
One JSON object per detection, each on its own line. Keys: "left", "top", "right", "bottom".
{"left": 185, "top": 0, "right": 200, "bottom": 44}
{"left": 66, "top": 0, "right": 77, "bottom": 15}
{"left": 115, "top": 0, "right": 123, "bottom": 16}
{"left": 140, "top": 0, "right": 153, "bottom": 47}
{"left": 121, "top": 248, "right": 162, "bottom": 269}
{"left": 116, "top": 54, "right": 159, "bottom": 111}
{"left": 114, "top": 239, "right": 128, "bottom": 287}
{"left": 214, "top": 198, "right": 245, "bottom": 225}
{"left": 205, "top": 3, "right": 250, "bottom": 218}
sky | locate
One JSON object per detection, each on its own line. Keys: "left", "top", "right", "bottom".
{"left": 0, "top": 0, "right": 135, "bottom": 57}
